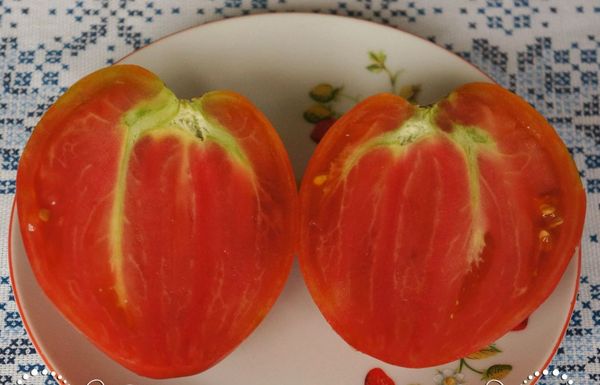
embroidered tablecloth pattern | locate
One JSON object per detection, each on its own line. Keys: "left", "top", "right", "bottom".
{"left": 0, "top": 1, "right": 598, "bottom": 384}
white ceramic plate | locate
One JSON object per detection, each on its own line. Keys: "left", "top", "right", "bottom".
{"left": 10, "top": 13, "right": 580, "bottom": 385}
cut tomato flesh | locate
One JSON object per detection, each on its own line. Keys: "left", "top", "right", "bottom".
{"left": 17, "top": 65, "right": 297, "bottom": 378}
{"left": 299, "top": 84, "right": 585, "bottom": 367}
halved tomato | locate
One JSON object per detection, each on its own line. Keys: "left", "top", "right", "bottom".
{"left": 299, "top": 83, "right": 585, "bottom": 367}
{"left": 16, "top": 65, "right": 297, "bottom": 378}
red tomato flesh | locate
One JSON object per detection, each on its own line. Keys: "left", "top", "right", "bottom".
{"left": 16, "top": 65, "right": 297, "bottom": 378}
{"left": 299, "top": 84, "right": 585, "bottom": 367}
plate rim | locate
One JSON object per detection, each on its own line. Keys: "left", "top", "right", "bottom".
{"left": 7, "top": 12, "right": 582, "bottom": 385}
{"left": 116, "top": 12, "right": 495, "bottom": 83}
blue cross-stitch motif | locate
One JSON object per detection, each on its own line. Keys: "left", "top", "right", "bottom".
{"left": 0, "top": 1, "right": 598, "bottom": 384}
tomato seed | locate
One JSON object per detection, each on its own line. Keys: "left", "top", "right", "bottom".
{"left": 313, "top": 175, "right": 328, "bottom": 186}
{"left": 548, "top": 216, "right": 564, "bottom": 228}
{"left": 539, "top": 230, "right": 553, "bottom": 252}
{"left": 539, "top": 229, "right": 551, "bottom": 242}
{"left": 540, "top": 204, "right": 556, "bottom": 218}
{"left": 38, "top": 209, "right": 50, "bottom": 222}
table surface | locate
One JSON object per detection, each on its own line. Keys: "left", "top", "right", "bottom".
{"left": 0, "top": 1, "right": 598, "bottom": 384}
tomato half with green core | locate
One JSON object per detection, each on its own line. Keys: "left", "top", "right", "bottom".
{"left": 299, "top": 83, "right": 585, "bottom": 367}
{"left": 16, "top": 65, "right": 297, "bottom": 378}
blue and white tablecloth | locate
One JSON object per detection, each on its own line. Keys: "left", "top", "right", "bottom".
{"left": 0, "top": 1, "right": 598, "bottom": 384}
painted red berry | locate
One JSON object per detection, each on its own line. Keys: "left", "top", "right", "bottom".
{"left": 365, "top": 368, "right": 395, "bottom": 385}
{"left": 310, "top": 118, "right": 337, "bottom": 143}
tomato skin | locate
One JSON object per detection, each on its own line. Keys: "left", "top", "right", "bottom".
{"left": 16, "top": 65, "right": 297, "bottom": 378}
{"left": 511, "top": 317, "right": 529, "bottom": 331}
{"left": 299, "top": 84, "right": 585, "bottom": 367}
{"left": 311, "top": 118, "right": 337, "bottom": 143}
